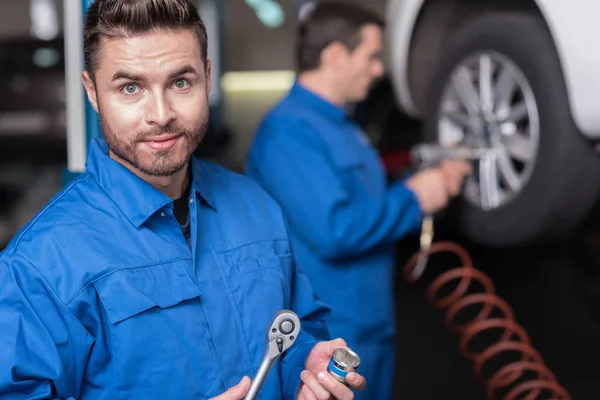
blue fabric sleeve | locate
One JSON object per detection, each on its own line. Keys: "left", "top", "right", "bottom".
{"left": 0, "top": 253, "right": 93, "bottom": 399}
{"left": 247, "top": 122, "right": 424, "bottom": 262}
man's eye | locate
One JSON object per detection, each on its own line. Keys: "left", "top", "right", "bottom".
{"left": 173, "top": 79, "right": 190, "bottom": 89}
{"left": 122, "top": 84, "right": 139, "bottom": 94}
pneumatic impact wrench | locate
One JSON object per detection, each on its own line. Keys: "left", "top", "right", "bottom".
{"left": 409, "top": 143, "right": 487, "bottom": 279}
{"left": 410, "top": 142, "right": 488, "bottom": 169}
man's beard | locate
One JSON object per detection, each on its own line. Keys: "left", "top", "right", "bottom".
{"left": 100, "top": 115, "right": 208, "bottom": 177}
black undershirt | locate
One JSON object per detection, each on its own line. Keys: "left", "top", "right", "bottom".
{"left": 173, "top": 178, "right": 192, "bottom": 248}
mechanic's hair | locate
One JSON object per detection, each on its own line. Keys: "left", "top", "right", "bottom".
{"left": 83, "top": 0, "right": 207, "bottom": 79}
{"left": 297, "top": 1, "right": 385, "bottom": 73}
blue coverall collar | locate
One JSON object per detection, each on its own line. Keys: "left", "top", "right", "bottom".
{"left": 85, "top": 138, "right": 215, "bottom": 228}
{"left": 189, "top": 157, "right": 218, "bottom": 211}
{"left": 291, "top": 81, "right": 347, "bottom": 122}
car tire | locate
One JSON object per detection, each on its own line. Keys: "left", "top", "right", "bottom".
{"left": 423, "top": 12, "right": 600, "bottom": 248}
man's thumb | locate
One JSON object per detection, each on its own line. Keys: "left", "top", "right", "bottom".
{"left": 330, "top": 337, "right": 348, "bottom": 352}
{"left": 211, "top": 376, "right": 251, "bottom": 400}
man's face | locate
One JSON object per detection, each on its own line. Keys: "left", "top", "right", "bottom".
{"left": 342, "top": 24, "right": 384, "bottom": 102}
{"left": 82, "top": 29, "right": 210, "bottom": 177}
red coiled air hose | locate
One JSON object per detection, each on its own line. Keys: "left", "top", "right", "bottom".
{"left": 403, "top": 241, "right": 571, "bottom": 400}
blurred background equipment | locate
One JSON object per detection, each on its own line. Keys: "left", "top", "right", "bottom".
{"left": 0, "top": 34, "right": 66, "bottom": 245}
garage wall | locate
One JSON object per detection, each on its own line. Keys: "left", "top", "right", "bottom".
{"left": 0, "top": 0, "right": 64, "bottom": 39}
{"left": 224, "top": 0, "right": 388, "bottom": 72}
{"left": 0, "top": 3, "right": 31, "bottom": 38}
{"left": 224, "top": 0, "right": 296, "bottom": 71}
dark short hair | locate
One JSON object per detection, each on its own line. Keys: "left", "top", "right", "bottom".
{"left": 296, "top": 1, "right": 385, "bottom": 73}
{"left": 83, "top": 0, "right": 208, "bottom": 79}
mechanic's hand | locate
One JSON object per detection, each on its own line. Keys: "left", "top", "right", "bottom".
{"left": 405, "top": 168, "right": 449, "bottom": 213}
{"left": 297, "top": 338, "right": 366, "bottom": 400}
{"left": 439, "top": 160, "right": 472, "bottom": 197}
{"left": 209, "top": 376, "right": 250, "bottom": 400}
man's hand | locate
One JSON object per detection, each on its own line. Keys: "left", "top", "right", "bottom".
{"left": 405, "top": 160, "right": 472, "bottom": 213}
{"left": 439, "top": 160, "right": 472, "bottom": 197}
{"left": 297, "top": 338, "right": 366, "bottom": 400}
{"left": 405, "top": 168, "right": 449, "bottom": 213}
{"left": 209, "top": 376, "right": 251, "bottom": 400}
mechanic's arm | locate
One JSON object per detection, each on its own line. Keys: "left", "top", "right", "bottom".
{"left": 278, "top": 236, "right": 331, "bottom": 400}
{"left": 0, "top": 254, "right": 93, "bottom": 399}
{"left": 247, "top": 124, "right": 424, "bottom": 262}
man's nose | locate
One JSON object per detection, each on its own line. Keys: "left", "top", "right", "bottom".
{"left": 146, "top": 93, "right": 175, "bottom": 127}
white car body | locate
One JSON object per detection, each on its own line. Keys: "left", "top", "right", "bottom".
{"left": 386, "top": 0, "right": 600, "bottom": 138}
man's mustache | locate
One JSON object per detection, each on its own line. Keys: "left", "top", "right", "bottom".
{"left": 134, "top": 125, "right": 191, "bottom": 142}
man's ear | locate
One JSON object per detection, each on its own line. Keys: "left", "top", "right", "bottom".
{"left": 82, "top": 71, "right": 99, "bottom": 112}
{"left": 205, "top": 59, "right": 212, "bottom": 94}
{"left": 320, "top": 41, "right": 350, "bottom": 70}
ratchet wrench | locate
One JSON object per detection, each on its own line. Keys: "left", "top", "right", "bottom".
{"left": 244, "top": 310, "right": 301, "bottom": 400}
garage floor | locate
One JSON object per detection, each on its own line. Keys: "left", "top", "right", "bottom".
{"left": 392, "top": 220, "right": 600, "bottom": 399}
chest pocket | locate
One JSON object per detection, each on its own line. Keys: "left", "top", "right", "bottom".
{"left": 94, "top": 260, "right": 218, "bottom": 399}
{"left": 329, "top": 141, "right": 385, "bottom": 199}
{"left": 217, "top": 242, "right": 290, "bottom": 378}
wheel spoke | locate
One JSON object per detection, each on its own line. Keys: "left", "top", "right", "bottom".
{"left": 479, "top": 54, "right": 494, "bottom": 114}
{"left": 502, "top": 132, "right": 535, "bottom": 162}
{"left": 451, "top": 66, "right": 480, "bottom": 116}
{"left": 494, "top": 64, "right": 517, "bottom": 112}
{"left": 496, "top": 148, "right": 522, "bottom": 192}
{"left": 504, "top": 100, "right": 528, "bottom": 123}
{"left": 479, "top": 152, "right": 502, "bottom": 210}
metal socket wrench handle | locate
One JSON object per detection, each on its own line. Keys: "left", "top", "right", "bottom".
{"left": 244, "top": 310, "right": 301, "bottom": 400}
{"left": 327, "top": 347, "right": 361, "bottom": 386}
